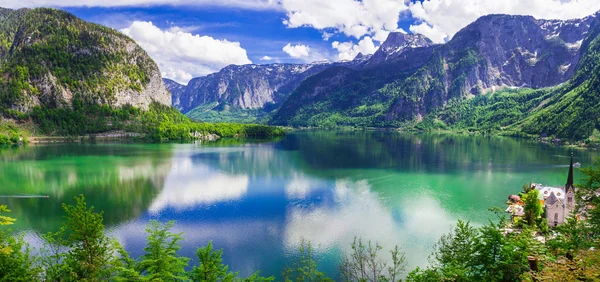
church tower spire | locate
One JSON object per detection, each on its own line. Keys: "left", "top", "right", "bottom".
{"left": 566, "top": 151, "right": 574, "bottom": 193}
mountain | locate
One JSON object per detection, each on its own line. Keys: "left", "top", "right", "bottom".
{"left": 164, "top": 53, "right": 384, "bottom": 123}
{"left": 270, "top": 14, "right": 594, "bottom": 128}
{"left": 169, "top": 63, "right": 332, "bottom": 113}
{"left": 518, "top": 14, "right": 600, "bottom": 140}
{"left": 0, "top": 7, "right": 170, "bottom": 116}
{"left": 367, "top": 33, "right": 434, "bottom": 64}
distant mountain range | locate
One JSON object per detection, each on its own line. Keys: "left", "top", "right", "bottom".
{"left": 166, "top": 12, "right": 600, "bottom": 140}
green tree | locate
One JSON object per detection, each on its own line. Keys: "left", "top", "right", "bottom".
{"left": 64, "top": 195, "right": 117, "bottom": 280}
{"left": 339, "top": 238, "right": 406, "bottom": 282}
{"left": 0, "top": 205, "right": 16, "bottom": 255}
{"left": 283, "top": 240, "right": 333, "bottom": 282}
{"left": 138, "top": 220, "right": 189, "bottom": 281}
{"left": 430, "top": 220, "right": 477, "bottom": 280}
{"left": 189, "top": 240, "right": 273, "bottom": 282}
{"left": 521, "top": 189, "right": 543, "bottom": 227}
{"left": 0, "top": 205, "right": 39, "bottom": 281}
{"left": 41, "top": 195, "right": 119, "bottom": 281}
{"left": 578, "top": 160, "right": 600, "bottom": 240}
{"left": 548, "top": 216, "right": 592, "bottom": 256}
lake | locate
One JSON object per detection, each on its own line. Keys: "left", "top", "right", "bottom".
{"left": 0, "top": 131, "right": 596, "bottom": 279}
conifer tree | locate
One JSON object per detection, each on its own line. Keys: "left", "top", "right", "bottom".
{"left": 138, "top": 220, "right": 189, "bottom": 281}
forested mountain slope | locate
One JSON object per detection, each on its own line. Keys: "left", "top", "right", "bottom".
{"left": 0, "top": 7, "right": 170, "bottom": 116}
{"left": 415, "top": 14, "right": 600, "bottom": 141}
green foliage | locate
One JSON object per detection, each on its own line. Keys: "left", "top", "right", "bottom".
{"left": 526, "top": 249, "right": 600, "bottom": 281}
{"left": 0, "top": 120, "right": 28, "bottom": 145}
{"left": 416, "top": 88, "right": 554, "bottom": 135}
{"left": 578, "top": 159, "right": 600, "bottom": 239}
{"left": 19, "top": 98, "right": 285, "bottom": 141}
{"left": 339, "top": 238, "right": 406, "bottom": 282}
{"left": 522, "top": 189, "right": 543, "bottom": 227}
{"left": 408, "top": 220, "right": 547, "bottom": 282}
{"left": 547, "top": 216, "right": 593, "bottom": 256}
{"left": 0, "top": 205, "right": 39, "bottom": 281}
{"left": 283, "top": 240, "right": 333, "bottom": 282}
{"left": 190, "top": 241, "right": 274, "bottom": 282}
{"left": 138, "top": 220, "right": 189, "bottom": 281}
{"left": 186, "top": 102, "right": 267, "bottom": 124}
{"left": 44, "top": 195, "right": 118, "bottom": 281}
{"left": 430, "top": 220, "right": 477, "bottom": 280}
{"left": 0, "top": 205, "right": 15, "bottom": 227}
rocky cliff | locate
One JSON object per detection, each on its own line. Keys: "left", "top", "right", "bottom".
{"left": 0, "top": 7, "right": 170, "bottom": 115}
{"left": 169, "top": 63, "right": 332, "bottom": 114}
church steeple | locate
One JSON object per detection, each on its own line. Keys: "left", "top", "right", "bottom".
{"left": 566, "top": 151, "right": 574, "bottom": 193}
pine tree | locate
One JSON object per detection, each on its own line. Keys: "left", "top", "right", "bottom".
{"left": 138, "top": 220, "right": 189, "bottom": 281}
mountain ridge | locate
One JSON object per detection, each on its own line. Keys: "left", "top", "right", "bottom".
{"left": 269, "top": 13, "right": 596, "bottom": 130}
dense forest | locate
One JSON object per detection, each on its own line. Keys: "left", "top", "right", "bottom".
{"left": 2, "top": 160, "right": 600, "bottom": 281}
{"left": 0, "top": 99, "right": 284, "bottom": 144}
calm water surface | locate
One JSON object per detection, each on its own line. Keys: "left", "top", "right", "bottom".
{"left": 0, "top": 131, "right": 596, "bottom": 278}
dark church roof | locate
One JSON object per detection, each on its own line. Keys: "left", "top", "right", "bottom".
{"left": 546, "top": 192, "right": 560, "bottom": 206}
{"left": 566, "top": 152, "right": 575, "bottom": 193}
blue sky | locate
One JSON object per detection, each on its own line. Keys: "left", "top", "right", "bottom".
{"left": 2, "top": 0, "right": 599, "bottom": 84}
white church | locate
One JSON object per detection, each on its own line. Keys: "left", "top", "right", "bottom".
{"left": 532, "top": 154, "right": 576, "bottom": 226}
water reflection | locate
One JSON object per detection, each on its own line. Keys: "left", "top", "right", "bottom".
{"left": 1, "top": 132, "right": 598, "bottom": 279}
{"left": 149, "top": 157, "right": 249, "bottom": 213}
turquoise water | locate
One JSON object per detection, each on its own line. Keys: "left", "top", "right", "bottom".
{"left": 0, "top": 131, "right": 596, "bottom": 278}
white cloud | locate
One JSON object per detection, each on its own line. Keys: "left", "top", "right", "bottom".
{"left": 321, "top": 31, "right": 334, "bottom": 41}
{"left": 260, "top": 55, "right": 273, "bottom": 61}
{"left": 409, "top": 22, "right": 448, "bottom": 44}
{"left": 1, "top": 0, "right": 280, "bottom": 10}
{"left": 281, "top": 0, "right": 409, "bottom": 41}
{"left": 282, "top": 43, "right": 311, "bottom": 58}
{"left": 332, "top": 36, "right": 378, "bottom": 61}
{"left": 409, "top": 0, "right": 600, "bottom": 43}
{"left": 120, "top": 21, "right": 251, "bottom": 84}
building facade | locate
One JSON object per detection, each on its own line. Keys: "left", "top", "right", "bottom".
{"left": 535, "top": 154, "right": 576, "bottom": 226}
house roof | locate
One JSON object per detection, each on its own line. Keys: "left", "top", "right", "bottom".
{"left": 535, "top": 184, "right": 565, "bottom": 200}
{"left": 546, "top": 192, "right": 560, "bottom": 206}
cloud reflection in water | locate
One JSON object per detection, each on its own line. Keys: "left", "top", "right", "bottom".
{"left": 149, "top": 157, "right": 249, "bottom": 213}
{"left": 284, "top": 178, "right": 456, "bottom": 269}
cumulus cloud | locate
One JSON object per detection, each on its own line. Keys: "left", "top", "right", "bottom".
{"left": 280, "top": 0, "right": 409, "bottom": 41}
{"left": 409, "top": 22, "right": 448, "bottom": 44}
{"left": 260, "top": 55, "right": 273, "bottom": 61}
{"left": 1, "top": 0, "right": 280, "bottom": 9}
{"left": 332, "top": 36, "right": 378, "bottom": 61}
{"left": 120, "top": 21, "right": 251, "bottom": 84}
{"left": 409, "top": 0, "right": 600, "bottom": 43}
{"left": 282, "top": 43, "right": 311, "bottom": 58}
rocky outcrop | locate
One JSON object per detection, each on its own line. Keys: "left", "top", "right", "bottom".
{"left": 114, "top": 66, "right": 171, "bottom": 110}
{"left": 368, "top": 32, "right": 434, "bottom": 64}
